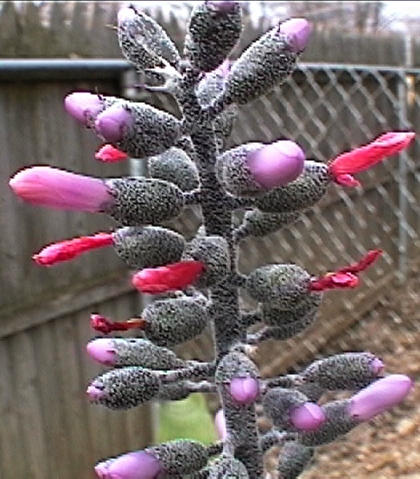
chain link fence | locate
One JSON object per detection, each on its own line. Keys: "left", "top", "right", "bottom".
{"left": 128, "top": 62, "right": 420, "bottom": 369}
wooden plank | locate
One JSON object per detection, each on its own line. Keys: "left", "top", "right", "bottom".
{"left": 31, "top": 321, "right": 73, "bottom": 479}
{"left": 0, "top": 273, "right": 134, "bottom": 339}
{"left": 0, "top": 339, "right": 28, "bottom": 479}
{"left": 53, "top": 313, "right": 91, "bottom": 478}
{"left": 10, "top": 331, "right": 49, "bottom": 479}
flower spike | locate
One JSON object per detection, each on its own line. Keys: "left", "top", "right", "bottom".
{"left": 132, "top": 260, "right": 205, "bottom": 294}
{"left": 33, "top": 233, "right": 113, "bottom": 266}
{"left": 329, "top": 131, "right": 415, "bottom": 186}
{"left": 309, "top": 250, "right": 382, "bottom": 292}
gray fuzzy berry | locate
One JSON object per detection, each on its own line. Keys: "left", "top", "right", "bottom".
{"left": 185, "top": 235, "right": 231, "bottom": 288}
{"left": 301, "top": 352, "right": 383, "bottom": 391}
{"left": 149, "top": 147, "right": 200, "bottom": 192}
{"left": 261, "top": 292, "right": 322, "bottom": 327}
{"left": 223, "top": 27, "right": 297, "bottom": 105}
{"left": 246, "top": 264, "right": 311, "bottom": 309}
{"left": 185, "top": 2, "right": 242, "bottom": 72}
{"left": 112, "top": 226, "right": 186, "bottom": 270}
{"left": 147, "top": 440, "right": 209, "bottom": 476}
{"left": 209, "top": 455, "right": 249, "bottom": 479}
{"left": 263, "top": 387, "right": 309, "bottom": 430}
{"left": 255, "top": 308, "right": 318, "bottom": 342}
{"left": 118, "top": 5, "right": 180, "bottom": 71}
{"left": 298, "top": 400, "right": 357, "bottom": 447}
{"left": 278, "top": 441, "right": 314, "bottom": 479}
{"left": 142, "top": 296, "right": 209, "bottom": 347}
{"left": 109, "top": 338, "right": 185, "bottom": 370}
{"left": 215, "top": 143, "right": 266, "bottom": 196}
{"left": 114, "top": 102, "right": 182, "bottom": 159}
{"left": 105, "top": 177, "right": 184, "bottom": 226}
{"left": 255, "top": 160, "right": 331, "bottom": 214}
{"left": 90, "top": 366, "right": 161, "bottom": 410}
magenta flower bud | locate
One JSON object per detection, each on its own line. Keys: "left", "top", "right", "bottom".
{"left": 94, "top": 451, "right": 162, "bottom": 479}
{"left": 247, "top": 140, "right": 305, "bottom": 189}
{"left": 9, "top": 166, "right": 112, "bottom": 212}
{"left": 86, "top": 385, "right": 105, "bottom": 402}
{"left": 371, "top": 357, "right": 384, "bottom": 376}
{"left": 95, "top": 105, "right": 134, "bottom": 143}
{"left": 230, "top": 377, "right": 260, "bottom": 405}
{"left": 349, "top": 374, "right": 413, "bottom": 422}
{"left": 214, "top": 409, "right": 227, "bottom": 440}
{"left": 64, "top": 92, "right": 104, "bottom": 126}
{"left": 278, "top": 18, "right": 311, "bottom": 53}
{"left": 290, "top": 403, "right": 325, "bottom": 431}
{"left": 86, "top": 339, "right": 116, "bottom": 366}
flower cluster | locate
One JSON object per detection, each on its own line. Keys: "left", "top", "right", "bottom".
{"left": 9, "top": 2, "right": 414, "bottom": 478}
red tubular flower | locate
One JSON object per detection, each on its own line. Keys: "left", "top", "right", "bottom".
{"left": 33, "top": 233, "right": 114, "bottom": 266}
{"left": 132, "top": 260, "right": 205, "bottom": 294}
{"left": 309, "top": 249, "right": 382, "bottom": 292}
{"left": 329, "top": 131, "right": 415, "bottom": 186}
{"left": 90, "top": 314, "right": 146, "bottom": 334}
{"left": 95, "top": 144, "right": 128, "bottom": 163}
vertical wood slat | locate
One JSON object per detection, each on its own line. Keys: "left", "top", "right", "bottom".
{"left": 0, "top": 289, "right": 153, "bottom": 479}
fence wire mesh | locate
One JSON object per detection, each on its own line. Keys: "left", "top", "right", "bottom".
{"left": 133, "top": 61, "right": 420, "bottom": 477}
{"left": 128, "top": 63, "right": 420, "bottom": 382}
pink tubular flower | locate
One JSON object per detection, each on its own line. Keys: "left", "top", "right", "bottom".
{"left": 349, "top": 374, "right": 413, "bottom": 422}
{"left": 278, "top": 18, "right": 312, "bottom": 53}
{"left": 86, "top": 338, "right": 116, "bottom": 366}
{"left": 247, "top": 140, "right": 305, "bottom": 189}
{"left": 64, "top": 92, "right": 105, "bottom": 127}
{"left": 95, "top": 105, "right": 134, "bottom": 143}
{"left": 329, "top": 131, "right": 415, "bottom": 186}
{"left": 290, "top": 403, "right": 325, "bottom": 431}
{"left": 95, "top": 451, "right": 163, "bottom": 479}
{"left": 132, "top": 260, "right": 205, "bottom": 294}
{"left": 229, "top": 377, "right": 260, "bottom": 405}
{"left": 33, "top": 232, "right": 113, "bottom": 266}
{"left": 9, "top": 166, "right": 113, "bottom": 212}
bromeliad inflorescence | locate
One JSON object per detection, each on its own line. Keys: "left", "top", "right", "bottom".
{"left": 9, "top": 2, "right": 415, "bottom": 479}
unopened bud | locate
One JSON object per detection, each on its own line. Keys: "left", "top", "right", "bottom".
{"left": 185, "top": 235, "right": 231, "bottom": 287}
{"left": 301, "top": 352, "right": 384, "bottom": 391}
{"left": 87, "top": 367, "right": 160, "bottom": 410}
{"left": 112, "top": 226, "right": 185, "bottom": 270}
{"left": 278, "top": 441, "right": 314, "bottom": 479}
{"left": 95, "top": 102, "right": 182, "bottom": 159}
{"left": 86, "top": 338, "right": 184, "bottom": 369}
{"left": 223, "top": 19, "right": 310, "bottom": 105}
{"left": 104, "top": 177, "right": 184, "bottom": 226}
{"left": 246, "top": 263, "right": 311, "bottom": 308}
{"left": 118, "top": 6, "right": 180, "bottom": 71}
{"left": 142, "top": 296, "right": 208, "bottom": 346}
{"left": 255, "top": 160, "right": 330, "bottom": 214}
{"left": 148, "top": 147, "right": 199, "bottom": 192}
{"left": 185, "top": 2, "right": 242, "bottom": 72}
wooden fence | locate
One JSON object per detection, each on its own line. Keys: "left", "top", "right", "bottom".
{"left": 0, "top": 2, "right": 419, "bottom": 479}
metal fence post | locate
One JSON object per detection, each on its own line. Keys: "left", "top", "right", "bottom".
{"left": 397, "top": 35, "right": 413, "bottom": 284}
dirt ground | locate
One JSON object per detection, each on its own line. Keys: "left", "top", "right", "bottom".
{"left": 267, "top": 259, "right": 420, "bottom": 479}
